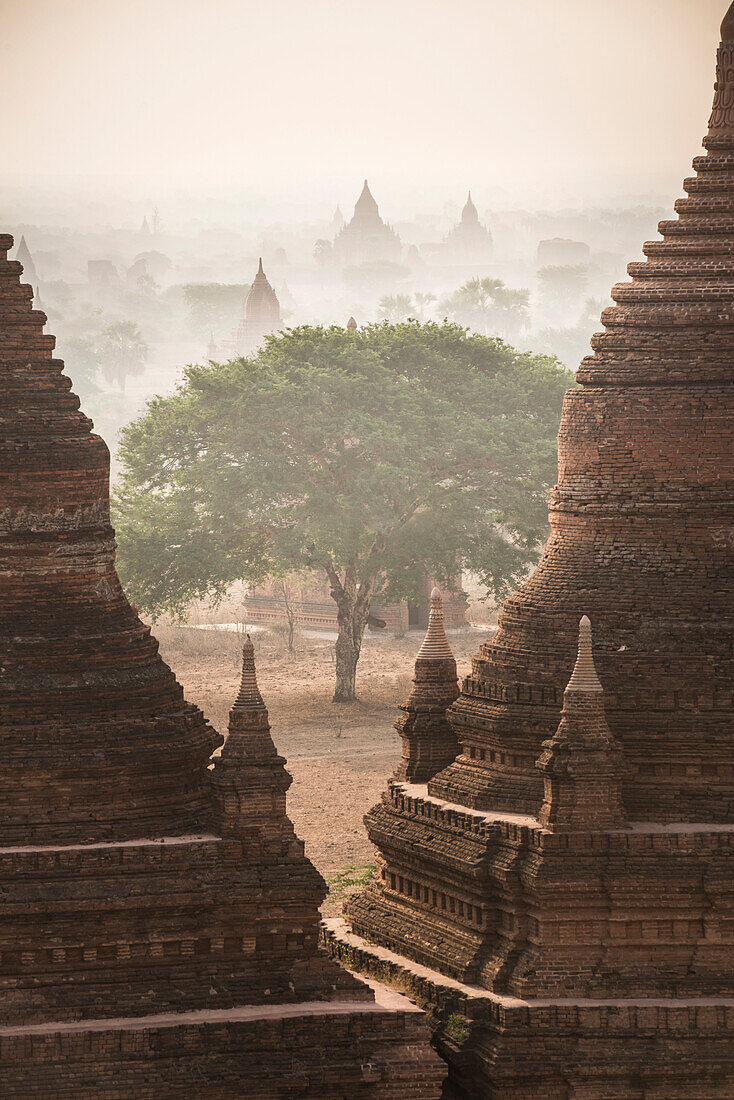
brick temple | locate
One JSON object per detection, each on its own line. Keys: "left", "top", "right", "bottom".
{"left": 327, "top": 8, "right": 734, "bottom": 1096}
{"left": 0, "top": 233, "right": 445, "bottom": 1095}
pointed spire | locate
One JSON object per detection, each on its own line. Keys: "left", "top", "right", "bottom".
{"left": 393, "top": 587, "right": 459, "bottom": 783}
{"left": 565, "top": 615, "right": 603, "bottom": 693}
{"left": 233, "top": 635, "right": 265, "bottom": 709}
{"left": 354, "top": 179, "right": 379, "bottom": 218}
{"left": 257, "top": 256, "right": 264, "bottom": 276}
{"left": 709, "top": 5, "right": 734, "bottom": 135}
{"left": 460, "top": 191, "right": 479, "bottom": 225}
{"left": 536, "top": 614, "right": 626, "bottom": 832}
{"left": 16, "top": 235, "right": 38, "bottom": 284}
{"left": 416, "top": 588, "right": 454, "bottom": 660}
{"left": 212, "top": 633, "right": 296, "bottom": 841}
{"left": 347, "top": 316, "right": 358, "bottom": 330}
{"left": 722, "top": 1, "right": 734, "bottom": 41}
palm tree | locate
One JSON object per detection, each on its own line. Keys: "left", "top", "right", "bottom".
{"left": 440, "top": 277, "right": 530, "bottom": 340}
{"left": 97, "top": 320, "right": 148, "bottom": 391}
{"left": 412, "top": 292, "right": 437, "bottom": 321}
{"left": 378, "top": 293, "right": 415, "bottom": 323}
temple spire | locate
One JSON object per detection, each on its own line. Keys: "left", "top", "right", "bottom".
{"left": 354, "top": 179, "right": 379, "bottom": 218}
{"left": 233, "top": 634, "right": 265, "bottom": 709}
{"left": 416, "top": 587, "right": 454, "bottom": 660}
{"left": 536, "top": 616, "right": 626, "bottom": 832}
{"left": 709, "top": 5, "right": 734, "bottom": 135}
{"left": 565, "top": 614, "right": 602, "bottom": 693}
{"left": 211, "top": 633, "right": 296, "bottom": 841}
{"left": 722, "top": 1, "right": 734, "bottom": 41}
{"left": 394, "top": 588, "right": 460, "bottom": 783}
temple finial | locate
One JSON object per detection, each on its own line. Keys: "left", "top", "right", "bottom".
{"left": 233, "top": 634, "right": 265, "bottom": 709}
{"left": 257, "top": 257, "right": 264, "bottom": 275}
{"left": 565, "top": 615, "right": 602, "bottom": 693}
{"left": 416, "top": 588, "right": 454, "bottom": 661}
{"left": 722, "top": 1, "right": 734, "bottom": 41}
{"left": 347, "top": 316, "right": 358, "bottom": 330}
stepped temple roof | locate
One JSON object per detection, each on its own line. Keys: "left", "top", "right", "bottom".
{"left": 0, "top": 233, "right": 445, "bottom": 1096}
{"left": 0, "top": 232, "right": 219, "bottom": 844}
{"left": 337, "top": 8, "right": 734, "bottom": 1095}
{"left": 430, "top": 6, "right": 734, "bottom": 823}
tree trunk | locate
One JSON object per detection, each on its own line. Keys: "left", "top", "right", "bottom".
{"left": 327, "top": 565, "right": 375, "bottom": 703}
{"left": 279, "top": 580, "right": 297, "bottom": 656}
{"left": 333, "top": 626, "right": 359, "bottom": 702}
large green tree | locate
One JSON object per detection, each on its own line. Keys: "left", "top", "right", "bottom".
{"left": 113, "top": 322, "right": 570, "bottom": 701}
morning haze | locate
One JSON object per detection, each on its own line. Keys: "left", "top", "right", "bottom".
{"left": 2, "top": 2, "right": 734, "bottom": 1094}
{"left": 1, "top": 0, "right": 725, "bottom": 216}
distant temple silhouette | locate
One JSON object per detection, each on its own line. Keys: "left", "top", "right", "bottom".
{"left": 332, "top": 180, "right": 401, "bottom": 267}
{"left": 444, "top": 191, "right": 493, "bottom": 261}
{"left": 236, "top": 258, "right": 282, "bottom": 355}
{"left": 208, "top": 258, "right": 282, "bottom": 361}
{"left": 15, "top": 235, "right": 38, "bottom": 286}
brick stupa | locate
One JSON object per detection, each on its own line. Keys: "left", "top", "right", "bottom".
{"left": 327, "top": 8, "right": 734, "bottom": 1096}
{"left": 0, "top": 233, "right": 445, "bottom": 1097}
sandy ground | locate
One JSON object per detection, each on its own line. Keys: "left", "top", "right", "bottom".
{"left": 154, "top": 620, "right": 492, "bottom": 914}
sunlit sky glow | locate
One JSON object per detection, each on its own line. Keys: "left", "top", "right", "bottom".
{"left": 0, "top": 0, "right": 726, "bottom": 213}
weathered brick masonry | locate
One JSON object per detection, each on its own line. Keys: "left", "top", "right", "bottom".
{"left": 0, "top": 234, "right": 444, "bottom": 1095}
{"left": 334, "top": 6, "right": 734, "bottom": 1096}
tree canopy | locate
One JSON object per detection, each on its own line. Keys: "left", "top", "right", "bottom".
{"left": 113, "top": 321, "right": 571, "bottom": 699}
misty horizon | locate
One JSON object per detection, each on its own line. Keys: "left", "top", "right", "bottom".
{"left": 1, "top": 0, "right": 727, "bottom": 228}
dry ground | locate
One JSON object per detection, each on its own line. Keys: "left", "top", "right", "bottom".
{"left": 154, "top": 620, "right": 493, "bottom": 914}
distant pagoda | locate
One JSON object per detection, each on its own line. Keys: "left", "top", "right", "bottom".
{"left": 444, "top": 192, "right": 493, "bottom": 261}
{"left": 0, "top": 233, "right": 444, "bottom": 1096}
{"left": 15, "top": 234, "right": 38, "bottom": 285}
{"left": 332, "top": 180, "right": 402, "bottom": 267}
{"left": 236, "top": 257, "right": 282, "bottom": 356}
{"left": 329, "top": 6, "right": 734, "bottom": 1095}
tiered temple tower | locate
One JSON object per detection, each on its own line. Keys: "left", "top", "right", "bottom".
{"left": 0, "top": 233, "right": 445, "bottom": 1096}
{"left": 235, "top": 257, "right": 282, "bottom": 356}
{"left": 333, "top": 180, "right": 402, "bottom": 267}
{"left": 444, "top": 192, "right": 493, "bottom": 262}
{"left": 329, "top": 8, "right": 734, "bottom": 1096}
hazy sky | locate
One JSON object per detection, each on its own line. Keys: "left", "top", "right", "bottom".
{"left": 0, "top": 0, "right": 727, "bottom": 210}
